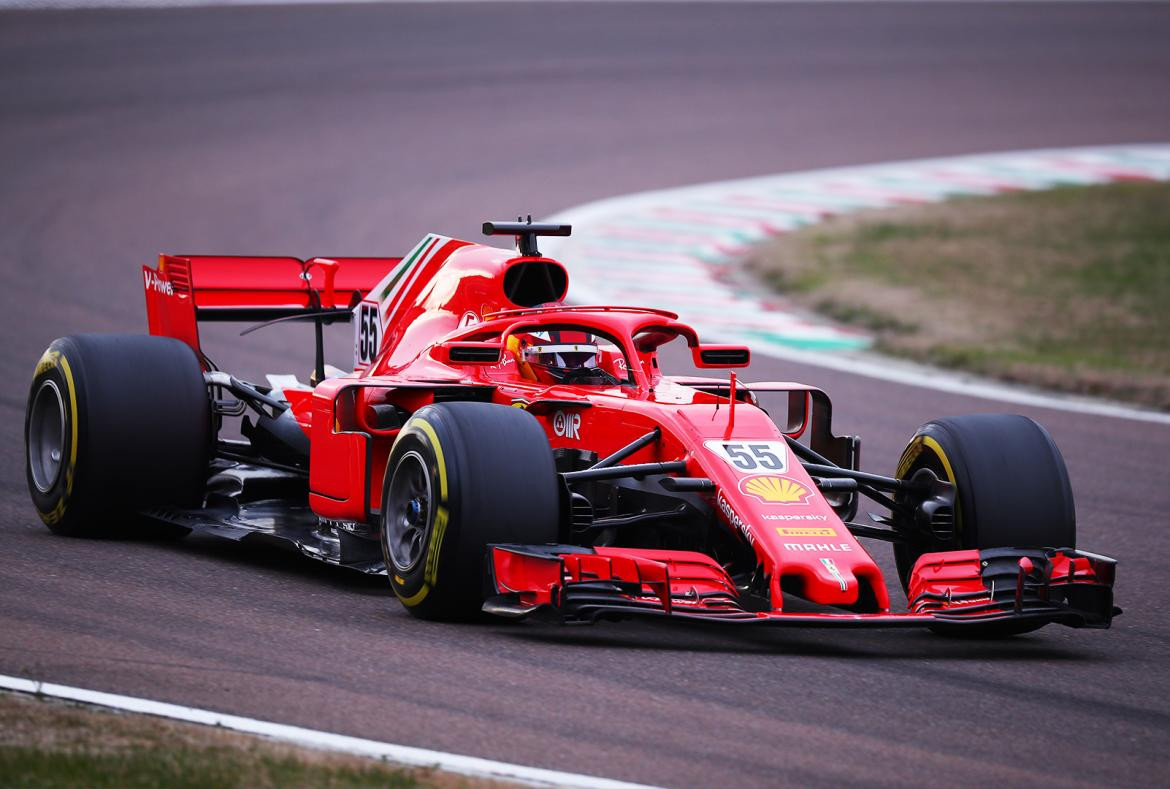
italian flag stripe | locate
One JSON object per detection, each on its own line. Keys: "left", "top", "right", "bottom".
{"left": 377, "top": 233, "right": 435, "bottom": 301}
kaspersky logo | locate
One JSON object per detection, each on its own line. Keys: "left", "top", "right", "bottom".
{"left": 739, "top": 475, "right": 814, "bottom": 505}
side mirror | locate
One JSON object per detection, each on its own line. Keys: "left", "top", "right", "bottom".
{"left": 436, "top": 341, "right": 503, "bottom": 365}
{"left": 692, "top": 344, "right": 750, "bottom": 368}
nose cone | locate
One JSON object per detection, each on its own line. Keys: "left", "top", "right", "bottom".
{"left": 818, "top": 556, "right": 853, "bottom": 594}
{"left": 686, "top": 416, "right": 889, "bottom": 611}
{"left": 768, "top": 549, "right": 873, "bottom": 608}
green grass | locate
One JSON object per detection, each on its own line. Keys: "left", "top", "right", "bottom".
{"left": 745, "top": 181, "right": 1170, "bottom": 409}
{"left": 0, "top": 692, "right": 455, "bottom": 789}
{"left": 814, "top": 299, "right": 918, "bottom": 334}
{"left": 0, "top": 746, "right": 422, "bottom": 789}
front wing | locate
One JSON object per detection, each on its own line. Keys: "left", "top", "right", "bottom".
{"left": 484, "top": 544, "right": 1118, "bottom": 630}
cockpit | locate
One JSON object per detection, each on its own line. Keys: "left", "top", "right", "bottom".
{"left": 504, "top": 326, "right": 633, "bottom": 386}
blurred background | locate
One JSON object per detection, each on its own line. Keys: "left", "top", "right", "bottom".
{"left": 2, "top": 3, "right": 1169, "bottom": 787}
{"left": 4, "top": 2, "right": 1169, "bottom": 382}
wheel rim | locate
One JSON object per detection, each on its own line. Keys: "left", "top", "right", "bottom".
{"left": 384, "top": 451, "right": 433, "bottom": 573}
{"left": 28, "top": 379, "right": 66, "bottom": 494}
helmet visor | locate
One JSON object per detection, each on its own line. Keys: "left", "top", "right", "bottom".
{"left": 524, "top": 343, "right": 599, "bottom": 371}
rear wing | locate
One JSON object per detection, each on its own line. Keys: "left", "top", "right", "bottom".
{"left": 143, "top": 254, "right": 399, "bottom": 363}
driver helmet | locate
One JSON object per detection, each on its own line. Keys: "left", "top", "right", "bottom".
{"left": 523, "top": 339, "right": 601, "bottom": 382}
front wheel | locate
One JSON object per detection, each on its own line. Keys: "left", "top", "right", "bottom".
{"left": 380, "top": 401, "right": 560, "bottom": 621}
{"left": 893, "top": 413, "right": 1076, "bottom": 636}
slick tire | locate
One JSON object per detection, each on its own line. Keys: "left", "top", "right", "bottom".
{"left": 894, "top": 413, "right": 1076, "bottom": 636}
{"left": 25, "top": 335, "right": 212, "bottom": 537}
{"left": 380, "top": 401, "right": 559, "bottom": 621}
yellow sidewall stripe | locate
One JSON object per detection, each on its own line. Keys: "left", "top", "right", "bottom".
{"left": 921, "top": 434, "right": 963, "bottom": 539}
{"left": 894, "top": 433, "right": 964, "bottom": 542}
{"left": 32, "top": 350, "right": 79, "bottom": 526}
{"left": 413, "top": 419, "right": 448, "bottom": 503}
{"left": 397, "top": 577, "right": 430, "bottom": 607}
{"left": 394, "top": 415, "right": 450, "bottom": 608}
{"left": 921, "top": 436, "right": 955, "bottom": 485}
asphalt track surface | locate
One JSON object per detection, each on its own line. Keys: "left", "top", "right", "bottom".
{"left": 2, "top": 3, "right": 1169, "bottom": 786}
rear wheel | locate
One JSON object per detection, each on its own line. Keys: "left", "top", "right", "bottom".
{"left": 894, "top": 413, "right": 1076, "bottom": 635}
{"left": 25, "top": 335, "right": 212, "bottom": 537}
{"left": 381, "top": 401, "right": 560, "bottom": 621}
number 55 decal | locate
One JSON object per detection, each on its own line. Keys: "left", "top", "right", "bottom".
{"left": 354, "top": 301, "right": 381, "bottom": 368}
{"left": 704, "top": 440, "right": 789, "bottom": 474}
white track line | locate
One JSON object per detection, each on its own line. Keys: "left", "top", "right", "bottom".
{"left": 543, "top": 144, "right": 1170, "bottom": 425}
{"left": 0, "top": 674, "right": 657, "bottom": 789}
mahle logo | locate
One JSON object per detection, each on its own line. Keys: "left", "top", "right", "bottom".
{"left": 740, "top": 475, "right": 814, "bottom": 505}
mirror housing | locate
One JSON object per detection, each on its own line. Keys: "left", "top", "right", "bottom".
{"left": 436, "top": 341, "right": 503, "bottom": 365}
{"left": 692, "top": 344, "right": 750, "bottom": 368}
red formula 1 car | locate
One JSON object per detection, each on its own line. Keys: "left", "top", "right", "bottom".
{"left": 25, "top": 221, "right": 1118, "bottom": 635}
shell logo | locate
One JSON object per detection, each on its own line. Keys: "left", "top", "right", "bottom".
{"left": 740, "top": 475, "right": 814, "bottom": 505}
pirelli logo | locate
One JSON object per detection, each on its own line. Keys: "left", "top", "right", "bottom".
{"left": 775, "top": 527, "right": 837, "bottom": 537}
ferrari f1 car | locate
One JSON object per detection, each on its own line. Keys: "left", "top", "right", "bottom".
{"left": 25, "top": 221, "right": 1118, "bottom": 635}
